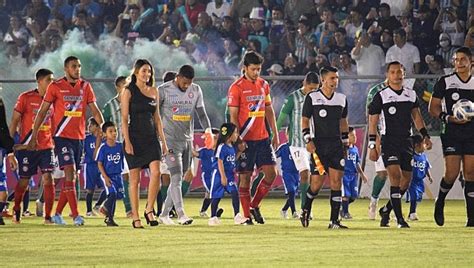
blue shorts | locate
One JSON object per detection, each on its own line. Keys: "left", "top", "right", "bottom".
{"left": 17, "top": 149, "right": 54, "bottom": 177}
{"left": 201, "top": 171, "right": 212, "bottom": 193}
{"left": 237, "top": 139, "right": 276, "bottom": 173}
{"left": 83, "top": 162, "right": 104, "bottom": 190}
{"left": 282, "top": 171, "right": 299, "bottom": 194}
{"left": 343, "top": 174, "right": 359, "bottom": 198}
{"left": 209, "top": 170, "right": 238, "bottom": 199}
{"left": 0, "top": 175, "right": 7, "bottom": 192}
{"left": 408, "top": 179, "right": 424, "bottom": 202}
{"left": 103, "top": 174, "right": 124, "bottom": 200}
{"left": 54, "top": 137, "right": 83, "bottom": 170}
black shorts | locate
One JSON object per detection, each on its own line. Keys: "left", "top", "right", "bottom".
{"left": 236, "top": 138, "right": 276, "bottom": 173}
{"left": 381, "top": 136, "right": 413, "bottom": 171}
{"left": 440, "top": 133, "right": 474, "bottom": 156}
{"left": 54, "top": 137, "right": 84, "bottom": 170}
{"left": 17, "top": 149, "right": 54, "bottom": 177}
{"left": 309, "top": 138, "right": 345, "bottom": 174}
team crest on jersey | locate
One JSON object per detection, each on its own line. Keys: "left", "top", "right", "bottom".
{"left": 188, "top": 92, "right": 194, "bottom": 99}
{"left": 451, "top": 92, "right": 460, "bottom": 101}
{"left": 319, "top": 109, "right": 327, "bottom": 118}
{"left": 388, "top": 106, "right": 397, "bottom": 115}
{"left": 22, "top": 157, "right": 29, "bottom": 164}
{"left": 64, "top": 155, "right": 70, "bottom": 161}
{"left": 240, "top": 162, "right": 247, "bottom": 168}
{"left": 23, "top": 166, "right": 28, "bottom": 172}
{"left": 172, "top": 106, "right": 179, "bottom": 113}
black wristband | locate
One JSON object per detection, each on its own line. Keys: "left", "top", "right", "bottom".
{"left": 419, "top": 127, "right": 430, "bottom": 139}
{"left": 302, "top": 128, "right": 310, "bottom": 136}
{"left": 302, "top": 128, "right": 311, "bottom": 144}
{"left": 369, "top": 134, "right": 376, "bottom": 142}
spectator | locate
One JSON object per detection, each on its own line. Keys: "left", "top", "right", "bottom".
{"left": 344, "top": 7, "right": 365, "bottom": 40}
{"left": 338, "top": 52, "right": 365, "bottom": 124}
{"left": 185, "top": 0, "right": 205, "bottom": 28}
{"left": 379, "top": 28, "right": 393, "bottom": 53}
{"left": 331, "top": 0, "right": 351, "bottom": 22}
{"left": 284, "top": 0, "right": 317, "bottom": 25}
{"left": 328, "top": 27, "right": 353, "bottom": 57}
{"left": 69, "top": 9, "right": 97, "bottom": 43}
{"left": 223, "top": 38, "right": 240, "bottom": 72}
{"left": 412, "top": 5, "right": 438, "bottom": 59}
{"left": 464, "top": 26, "right": 474, "bottom": 53}
{"left": 114, "top": 4, "right": 152, "bottom": 42}
{"left": 0, "top": 0, "right": 10, "bottom": 36}
{"left": 316, "top": 20, "right": 338, "bottom": 52}
{"left": 267, "top": 63, "right": 283, "bottom": 76}
{"left": 315, "top": 53, "right": 330, "bottom": 70}
{"left": 436, "top": 32, "right": 458, "bottom": 68}
{"left": 23, "top": 0, "right": 51, "bottom": 31}
{"left": 247, "top": 7, "right": 269, "bottom": 54}
{"left": 267, "top": 6, "right": 285, "bottom": 62}
{"left": 283, "top": 53, "right": 303, "bottom": 75}
{"left": 294, "top": 15, "right": 315, "bottom": 64}
{"left": 195, "top": 12, "right": 223, "bottom": 54}
{"left": 49, "top": 0, "right": 73, "bottom": 26}
{"left": 278, "top": 19, "right": 296, "bottom": 62}
{"left": 386, "top": 28, "right": 421, "bottom": 74}
{"left": 3, "top": 15, "right": 30, "bottom": 58}
{"left": 238, "top": 13, "right": 251, "bottom": 42}
{"left": 101, "top": 15, "right": 117, "bottom": 37}
{"left": 434, "top": 7, "right": 465, "bottom": 46}
{"left": 315, "top": 7, "right": 334, "bottom": 34}
{"left": 206, "top": 0, "right": 231, "bottom": 24}
{"left": 301, "top": 51, "right": 319, "bottom": 74}
{"left": 219, "top": 16, "right": 240, "bottom": 44}
{"left": 424, "top": 54, "right": 445, "bottom": 75}
{"left": 375, "top": 3, "right": 402, "bottom": 34}
{"left": 100, "top": 0, "right": 124, "bottom": 24}
{"left": 351, "top": 30, "right": 385, "bottom": 83}
{"left": 229, "top": 0, "right": 259, "bottom": 19}
{"left": 73, "top": 0, "right": 102, "bottom": 21}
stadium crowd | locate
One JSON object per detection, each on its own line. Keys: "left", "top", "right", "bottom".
{"left": 1, "top": 0, "right": 474, "bottom": 75}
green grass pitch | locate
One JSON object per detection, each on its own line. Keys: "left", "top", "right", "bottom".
{"left": 2, "top": 198, "right": 473, "bottom": 267}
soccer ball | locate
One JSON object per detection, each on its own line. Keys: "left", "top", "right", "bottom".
{"left": 452, "top": 99, "right": 474, "bottom": 121}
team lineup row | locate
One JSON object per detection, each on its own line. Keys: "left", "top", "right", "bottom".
{"left": 0, "top": 47, "right": 473, "bottom": 228}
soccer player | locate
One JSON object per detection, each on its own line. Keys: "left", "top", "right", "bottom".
{"left": 28, "top": 56, "right": 104, "bottom": 226}
{"left": 408, "top": 134, "right": 432, "bottom": 221}
{"left": 96, "top": 121, "right": 125, "bottom": 226}
{"left": 227, "top": 51, "right": 280, "bottom": 225}
{"left": 366, "top": 80, "right": 389, "bottom": 220}
{"left": 341, "top": 127, "right": 368, "bottom": 219}
{"left": 9, "top": 69, "right": 56, "bottom": 224}
{"left": 207, "top": 123, "right": 245, "bottom": 225}
{"left": 276, "top": 140, "right": 299, "bottom": 219}
{"left": 102, "top": 75, "right": 132, "bottom": 217}
{"left": 0, "top": 147, "right": 8, "bottom": 225}
{"left": 368, "top": 61, "right": 432, "bottom": 228}
{"left": 158, "top": 65, "right": 213, "bottom": 225}
{"left": 300, "top": 66, "right": 349, "bottom": 229}
{"left": 276, "top": 72, "right": 320, "bottom": 216}
{"left": 83, "top": 118, "right": 106, "bottom": 216}
{"left": 429, "top": 47, "right": 474, "bottom": 227}
{"left": 0, "top": 97, "right": 16, "bottom": 225}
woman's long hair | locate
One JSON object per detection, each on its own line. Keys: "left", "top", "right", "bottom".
{"left": 215, "top": 122, "right": 237, "bottom": 155}
{"left": 127, "top": 59, "right": 155, "bottom": 88}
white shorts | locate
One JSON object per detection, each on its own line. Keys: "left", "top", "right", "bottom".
{"left": 160, "top": 159, "right": 170, "bottom": 175}
{"left": 289, "top": 146, "right": 310, "bottom": 172}
{"left": 375, "top": 155, "right": 386, "bottom": 172}
{"left": 51, "top": 155, "right": 64, "bottom": 179}
{"left": 121, "top": 158, "right": 129, "bottom": 175}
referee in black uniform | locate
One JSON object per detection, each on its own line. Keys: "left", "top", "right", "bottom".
{"left": 368, "top": 61, "right": 432, "bottom": 228}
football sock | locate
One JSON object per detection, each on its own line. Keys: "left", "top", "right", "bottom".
{"left": 371, "top": 175, "right": 386, "bottom": 199}
{"left": 438, "top": 178, "right": 454, "bottom": 202}
{"left": 250, "top": 172, "right": 264, "bottom": 197}
{"left": 330, "top": 190, "right": 342, "bottom": 221}
{"left": 122, "top": 179, "right": 131, "bottom": 212}
{"left": 55, "top": 183, "right": 68, "bottom": 215}
{"left": 231, "top": 189, "right": 240, "bottom": 216}
{"left": 75, "top": 179, "right": 80, "bottom": 201}
{"left": 64, "top": 181, "right": 79, "bottom": 218}
{"left": 409, "top": 195, "right": 417, "bottom": 214}
{"left": 250, "top": 179, "right": 272, "bottom": 208}
{"left": 157, "top": 190, "right": 163, "bottom": 215}
{"left": 200, "top": 197, "right": 211, "bottom": 213}
{"left": 300, "top": 182, "right": 309, "bottom": 209}
{"left": 181, "top": 180, "right": 191, "bottom": 196}
{"left": 105, "top": 192, "right": 117, "bottom": 219}
{"left": 95, "top": 190, "right": 107, "bottom": 208}
{"left": 211, "top": 198, "right": 221, "bottom": 217}
{"left": 13, "top": 183, "right": 27, "bottom": 211}
{"left": 465, "top": 181, "right": 474, "bottom": 220}
{"left": 303, "top": 188, "right": 319, "bottom": 212}
{"left": 390, "top": 187, "right": 403, "bottom": 221}
{"left": 86, "top": 192, "right": 93, "bottom": 213}
{"left": 342, "top": 199, "right": 349, "bottom": 214}
{"left": 43, "top": 184, "right": 55, "bottom": 220}
{"left": 239, "top": 187, "right": 251, "bottom": 218}
{"left": 22, "top": 190, "right": 30, "bottom": 212}
{"left": 0, "top": 202, "right": 6, "bottom": 214}
{"left": 287, "top": 191, "right": 296, "bottom": 214}
{"left": 282, "top": 198, "right": 290, "bottom": 211}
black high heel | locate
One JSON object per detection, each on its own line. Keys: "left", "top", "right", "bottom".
{"left": 132, "top": 219, "right": 144, "bottom": 229}
{"left": 144, "top": 210, "right": 159, "bottom": 226}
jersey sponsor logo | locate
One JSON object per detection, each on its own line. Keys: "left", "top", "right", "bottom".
{"left": 347, "top": 153, "right": 357, "bottom": 161}
{"left": 90, "top": 143, "right": 95, "bottom": 149}
{"left": 226, "top": 155, "right": 235, "bottom": 162}
{"left": 445, "top": 146, "right": 456, "bottom": 152}
{"left": 243, "top": 90, "right": 252, "bottom": 93}
{"left": 63, "top": 95, "right": 83, "bottom": 102}
{"left": 248, "top": 111, "right": 265, "bottom": 117}
{"left": 413, "top": 160, "right": 426, "bottom": 171}
{"left": 107, "top": 152, "right": 121, "bottom": 164}
{"left": 451, "top": 92, "right": 460, "bottom": 101}
{"left": 22, "top": 157, "right": 29, "bottom": 164}
{"left": 172, "top": 106, "right": 179, "bottom": 113}
{"left": 149, "top": 100, "right": 157, "bottom": 106}
{"left": 246, "top": 95, "right": 265, "bottom": 102}
{"left": 59, "top": 90, "right": 69, "bottom": 93}
{"left": 39, "top": 125, "right": 51, "bottom": 131}
{"left": 387, "top": 156, "right": 398, "bottom": 161}
{"left": 388, "top": 106, "right": 397, "bottom": 115}
{"left": 64, "top": 111, "right": 82, "bottom": 117}
{"left": 319, "top": 109, "right": 327, "bottom": 118}
{"left": 169, "top": 95, "right": 193, "bottom": 105}
{"left": 172, "top": 115, "right": 191, "bottom": 121}
{"left": 448, "top": 83, "right": 460, "bottom": 88}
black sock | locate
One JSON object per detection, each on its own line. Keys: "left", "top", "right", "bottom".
{"left": 330, "top": 190, "right": 342, "bottom": 221}
{"left": 303, "top": 188, "right": 319, "bottom": 211}
{"left": 464, "top": 181, "right": 474, "bottom": 220}
{"left": 438, "top": 178, "right": 454, "bottom": 202}
{"left": 95, "top": 190, "right": 107, "bottom": 208}
{"left": 23, "top": 190, "right": 30, "bottom": 212}
{"left": 7, "top": 191, "right": 14, "bottom": 202}
{"left": 390, "top": 187, "right": 403, "bottom": 221}
{"left": 157, "top": 190, "right": 163, "bottom": 215}
{"left": 342, "top": 199, "right": 349, "bottom": 214}
{"left": 409, "top": 196, "right": 417, "bottom": 214}
{"left": 288, "top": 191, "right": 296, "bottom": 214}
{"left": 200, "top": 198, "right": 211, "bottom": 213}
{"left": 282, "top": 197, "right": 290, "bottom": 211}
{"left": 231, "top": 190, "right": 240, "bottom": 216}
{"left": 383, "top": 189, "right": 406, "bottom": 213}
{"left": 104, "top": 192, "right": 117, "bottom": 219}
{"left": 211, "top": 198, "right": 221, "bottom": 217}
{"left": 86, "top": 192, "right": 93, "bottom": 213}
{"left": 0, "top": 202, "right": 6, "bottom": 213}
{"left": 349, "top": 198, "right": 355, "bottom": 204}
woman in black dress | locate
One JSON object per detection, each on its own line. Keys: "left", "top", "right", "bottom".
{"left": 121, "top": 59, "right": 168, "bottom": 228}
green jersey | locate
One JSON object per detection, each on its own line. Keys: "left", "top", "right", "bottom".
{"left": 277, "top": 88, "right": 307, "bottom": 148}
{"left": 366, "top": 81, "right": 387, "bottom": 132}
{"left": 102, "top": 95, "right": 122, "bottom": 142}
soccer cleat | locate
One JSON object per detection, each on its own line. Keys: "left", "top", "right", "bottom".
{"left": 234, "top": 213, "right": 247, "bottom": 225}
{"left": 158, "top": 215, "right": 175, "bottom": 225}
{"left": 12, "top": 209, "right": 21, "bottom": 224}
{"left": 22, "top": 210, "right": 32, "bottom": 217}
{"left": 397, "top": 219, "right": 410, "bottom": 228}
{"left": 86, "top": 211, "right": 97, "bottom": 217}
{"left": 199, "top": 211, "right": 209, "bottom": 218}
{"left": 36, "top": 200, "right": 44, "bottom": 217}
{"left": 0, "top": 217, "right": 4, "bottom": 225}
{"left": 178, "top": 215, "right": 193, "bottom": 225}
{"left": 280, "top": 210, "right": 289, "bottom": 219}
{"left": 241, "top": 218, "right": 254, "bottom": 225}
{"left": 208, "top": 216, "right": 221, "bottom": 226}
{"left": 73, "top": 215, "right": 85, "bottom": 226}
{"left": 99, "top": 206, "right": 108, "bottom": 217}
{"left": 328, "top": 220, "right": 348, "bottom": 229}
{"left": 52, "top": 214, "right": 66, "bottom": 225}
{"left": 434, "top": 198, "right": 445, "bottom": 226}
{"left": 250, "top": 207, "right": 265, "bottom": 224}
{"left": 368, "top": 200, "right": 377, "bottom": 220}
{"left": 408, "top": 213, "right": 419, "bottom": 221}
{"left": 292, "top": 211, "right": 300, "bottom": 219}
{"left": 300, "top": 209, "right": 310, "bottom": 228}
{"left": 466, "top": 219, "right": 474, "bottom": 227}
{"left": 104, "top": 218, "right": 119, "bottom": 227}
{"left": 379, "top": 207, "right": 390, "bottom": 227}
{"left": 342, "top": 213, "right": 353, "bottom": 220}
{"left": 216, "top": 208, "right": 224, "bottom": 218}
